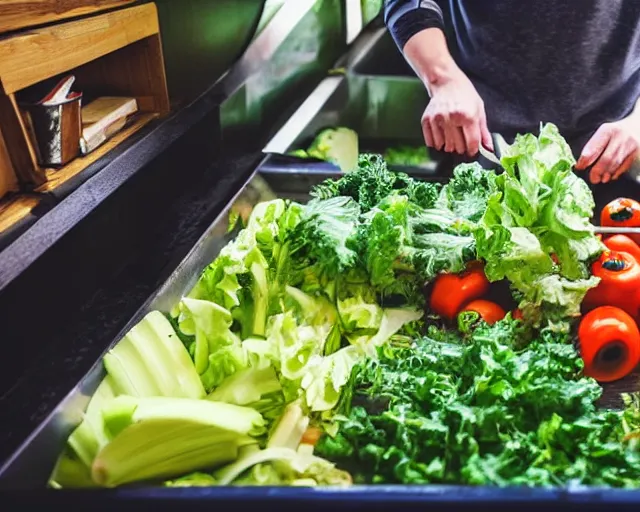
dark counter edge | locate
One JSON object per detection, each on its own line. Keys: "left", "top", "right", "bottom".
{"left": 0, "top": 85, "right": 227, "bottom": 292}
{"left": 3, "top": 485, "right": 640, "bottom": 511}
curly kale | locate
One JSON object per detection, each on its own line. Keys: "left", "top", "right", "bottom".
{"left": 437, "top": 162, "right": 498, "bottom": 222}
{"left": 311, "top": 154, "right": 441, "bottom": 212}
{"left": 316, "top": 318, "right": 640, "bottom": 487}
{"left": 272, "top": 196, "right": 362, "bottom": 295}
{"left": 352, "top": 194, "right": 476, "bottom": 303}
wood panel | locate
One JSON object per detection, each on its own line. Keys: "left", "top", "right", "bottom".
{"left": 74, "top": 34, "right": 170, "bottom": 114}
{"left": 0, "top": 0, "right": 137, "bottom": 34}
{"left": 0, "top": 3, "right": 159, "bottom": 94}
{"left": 0, "top": 128, "right": 19, "bottom": 197}
{"left": 0, "top": 93, "right": 45, "bottom": 186}
{"left": 0, "top": 0, "right": 169, "bottom": 244}
{"left": 0, "top": 194, "right": 40, "bottom": 233}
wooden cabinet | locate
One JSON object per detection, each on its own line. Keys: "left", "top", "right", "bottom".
{"left": 0, "top": 2, "right": 169, "bottom": 236}
{"left": 0, "top": 0, "right": 137, "bottom": 33}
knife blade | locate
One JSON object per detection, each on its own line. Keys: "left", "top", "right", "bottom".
{"left": 479, "top": 132, "right": 509, "bottom": 169}
{"left": 593, "top": 226, "right": 640, "bottom": 235}
{"left": 479, "top": 143, "right": 501, "bottom": 167}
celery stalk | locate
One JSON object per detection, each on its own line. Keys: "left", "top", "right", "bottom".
{"left": 91, "top": 396, "right": 265, "bottom": 487}
{"left": 103, "top": 311, "right": 204, "bottom": 399}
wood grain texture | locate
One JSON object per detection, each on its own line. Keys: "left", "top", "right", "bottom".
{"left": 0, "top": 1, "right": 168, "bottom": 199}
{"left": 0, "top": 193, "right": 40, "bottom": 233}
{"left": 35, "top": 112, "right": 157, "bottom": 192}
{"left": 0, "top": 3, "right": 159, "bottom": 94}
{"left": 73, "top": 34, "right": 170, "bottom": 115}
{"left": 0, "top": 127, "right": 19, "bottom": 198}
{"left": 0, "top": 93, "right": 45, "bottom": 187}
{"left": 0, "top": 0, "right": 137, "bottom": 34}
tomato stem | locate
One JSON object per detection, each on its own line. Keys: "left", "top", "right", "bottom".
{"left": 601, "top": 258, "right": 627, "bottom": 271}
{"left": 592, "top": 341, "right": 628, "bottom": 374}
{"left": 610, "top": 206, "right": 634, "bottom": 222}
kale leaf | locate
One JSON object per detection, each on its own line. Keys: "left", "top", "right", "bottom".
{"left": 316, "top": 318, "right": 640, "bottom": 487}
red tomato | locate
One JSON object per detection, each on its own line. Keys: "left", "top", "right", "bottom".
{"left": 430, "top": 263, "right": 490, "bottom": 320}
{"left": 579, "top": 306, "right": 640, "bottom": 383}
{"left": 460, "top": 299, "right": 506, "bottom": 325}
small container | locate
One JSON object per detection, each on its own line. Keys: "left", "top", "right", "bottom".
{"left": 22, "top": 93, "right": 83, "bottom": 167}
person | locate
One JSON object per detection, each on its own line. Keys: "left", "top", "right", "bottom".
{"left": 383, "top": 1, "right": 640, "bottom": 184}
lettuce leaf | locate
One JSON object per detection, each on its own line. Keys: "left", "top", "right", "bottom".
{"left": 475, "top": 122, "right": 603, "bottom": 331}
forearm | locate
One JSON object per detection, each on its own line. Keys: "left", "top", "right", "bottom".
{"left": 384, "top": 1, "right": 457, "bottom": 92}
{"left": 403, "top": 29, "right": 459, "bottom": 92}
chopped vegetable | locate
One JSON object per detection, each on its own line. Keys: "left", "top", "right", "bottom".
{"left": 383, "top": 145, "right": 430, "bottom": 167}
{"left": 583, "top": 250, "right": 640, "bottom": 319}
{"left": 103, "top": 311, "right": 205, "bottom": 399}
{"left": 50, "top": 123, "right": 640, "bottom": 491}
{"left": 293, "top": 127, "right": 359, "bottom": 172}
{"left": 301, "top": 426, "right": 323, "bottom": 446}
{"left": 92, "top": 395, "right": 265, "bottom": 487}
{"left": 311, "top": 154, "right": 441, "bottom": 211}
{"left": 578, "top": 306, "right": 640, "bottom": 383}
{"left": 437, "top": 162, "right": 497, "bottom": 222}
{"left": 211, "top": 445, "right": 351, "bottom": 487}
{"left": 316, "top": 318, "right": 640, "bottom": 487}
{"left": 475, "top": 123, "right": 604, "bottom": 332}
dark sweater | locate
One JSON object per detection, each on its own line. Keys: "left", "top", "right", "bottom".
{"left": 384, "top": 0, "right": 640, "bottom": 155}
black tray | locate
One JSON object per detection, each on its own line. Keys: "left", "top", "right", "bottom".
{"left": 2, "top": 165, "right": 640, "bottom": 511}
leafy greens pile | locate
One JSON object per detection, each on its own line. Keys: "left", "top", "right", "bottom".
{"left": 50, "top": 122, "right": 639, "bottom": 491}
{"left": 314, "top": 123, "right": 604, "bottom": 332}
{"left": 316, "top": 318, "right": 640, "bottom": 487}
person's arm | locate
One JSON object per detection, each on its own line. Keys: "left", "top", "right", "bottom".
{"left": 576, "top": 97, "right": 640, "bottom": 184}
{"left": 384, "top": 1, "right": 492, "bottom": 156}
{"left": 384, "top": 0, "right": 446, "bottom": 53}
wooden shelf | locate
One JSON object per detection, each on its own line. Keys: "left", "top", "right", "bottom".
{"left": 0, "top": 194, "right": 41, "bottom": 234}
{"left": 0, "top": 4, "right": 162, "bottom": 95}
{"left": 0, "top": 2, "right": 169, "bottom": 240}
{"left": 35, "top": 112, "right": 157, "bottom": 193}
{"left": 0, "top": 1, "right": 137, "bottom": 35}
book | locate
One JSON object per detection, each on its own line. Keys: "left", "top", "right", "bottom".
{"left": 80, "top": 97, "right": 138, "bottom": 154}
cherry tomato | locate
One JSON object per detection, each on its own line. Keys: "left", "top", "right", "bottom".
{"left": 603, "top": 234, "right": 640, "bottom": 264}
{"left": 460, "top": 299, "right": 506, "bottom": 325}
{"left": 578, "top": 306, "right": 640, "bottom": 383}
{"left": 430, "top": 263, "right": 490, "bottom": 320}
{"left": 601, "top": 198, "right": 640, "bottom": 245}
{"left": 583, "top": 250, "right": 640, "bottom": 319}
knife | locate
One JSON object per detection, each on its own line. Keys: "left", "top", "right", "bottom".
{"left": 593, "top": 226, "right": 640, "bottom": 235}
{"left": 479, "top": 132, "right": 509, "bottom": 169}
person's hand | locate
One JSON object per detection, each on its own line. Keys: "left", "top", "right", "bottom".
{"left": 421, "top": 66, "right": 492, "bottom": 157}
{"left": 576, "top": 119, "right": 640, "bottom": 184}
